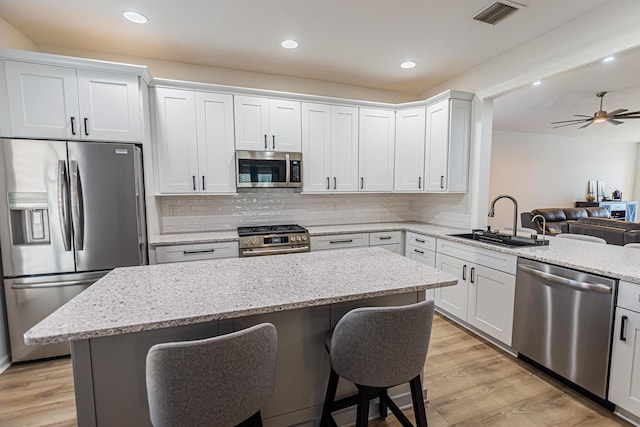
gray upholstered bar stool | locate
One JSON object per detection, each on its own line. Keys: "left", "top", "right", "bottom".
{"left": 625, "top": 243, "right": 640, "bottom": 248}
{"left": 145, "top": 323, "right": 277, "bottom": 427}
{"left": 321, "top": 299, "right": 434, "bottom": 427}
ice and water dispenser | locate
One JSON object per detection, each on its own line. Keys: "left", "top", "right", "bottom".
{"left": 8, "top": 192, "right": 50, "bottom": 245}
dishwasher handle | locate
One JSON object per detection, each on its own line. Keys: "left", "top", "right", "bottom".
{"left": 518, "top": 264, "right": 613, "bottom": 294}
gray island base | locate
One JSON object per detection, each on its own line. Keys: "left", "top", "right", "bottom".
{"left": 26, "top": 247, "right": 458, "bottom": 426}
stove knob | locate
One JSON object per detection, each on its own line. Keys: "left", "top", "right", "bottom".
{"left": 302, "top": 235, "right": 307, "bottom": 241}
{"left": 296, "top": 235, "right": 301, "bottom": 241}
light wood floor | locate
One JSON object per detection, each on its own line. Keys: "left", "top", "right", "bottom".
{"left": 0, "top": 314, "right": 631, "bottom": 427}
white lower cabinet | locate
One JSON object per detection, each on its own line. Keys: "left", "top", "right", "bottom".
{"left": 310, "top": 233, "right": 369, "bottom": 251}
{"left": 434, "top": 239, "right": 516, "bottom": 346}
{"left": 404, "top": 232, "right": 437, "bottom": 299}
{"left": 370, "top": 231, "right": 402, "bottom": 255}
{"left": 609, "top": 281, "right": 640, "bottom": 416}
{"left": 155, "top": 242, "right": 239, "bottom": 263}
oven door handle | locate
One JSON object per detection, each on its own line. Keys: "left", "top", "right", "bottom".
{"left": 517, "top": 265, "right": 613, "bottom": 294}
{"left": 241, "top": 246, "right": 309, "bottom": 256}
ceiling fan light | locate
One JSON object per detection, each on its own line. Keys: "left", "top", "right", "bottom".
{"left": 593, "top": 117, "right": 607, "bottom": 124}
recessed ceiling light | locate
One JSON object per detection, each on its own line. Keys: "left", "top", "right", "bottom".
{"left": 603, "top": 56, "right": 615, "bottom": 63}
{"left": 123, "top": 10, "right": 148, "bottom": 24}
{"left": 533, "top": 81, "right": 542, "bottom": 86}
{"left": 401, "top": 61, "right": 416, "bottom": 69}
{"left": 281, "top": 39, "right": 298, "bottom": 49}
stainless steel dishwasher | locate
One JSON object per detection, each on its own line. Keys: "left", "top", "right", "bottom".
{"left": 513, "top": 258, "right": 617, "bottom": 399}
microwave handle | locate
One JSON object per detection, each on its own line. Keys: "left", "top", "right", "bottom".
{"left": 285, "top": 153, "right": 291, "bottom": 186}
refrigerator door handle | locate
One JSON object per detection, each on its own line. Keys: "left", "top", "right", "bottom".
{"left": 11, "top": 279, "right": 96, "bottom": 290}
{"left": 57, "top": 160, "right": 72, "bottom": 251}
{"left": 70, "top": 160, "right": 85, "bottom": 251}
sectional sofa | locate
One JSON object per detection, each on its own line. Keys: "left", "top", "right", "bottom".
{"left": 521, "top": 207, "right": 640, "bottom": 245}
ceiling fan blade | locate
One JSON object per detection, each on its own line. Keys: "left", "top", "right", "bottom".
{"left": 573, "top": 114, "right": 593, "bottom": 118}
{"left": 607, "top": 118, "right": 624, "bottom": 125}
{"left": 553, "top": 121, "right": 588, "bottom": 129}
{"left": 578, "top": 121, "right": 593, "bottom": 129}
{"left": 607, "top": 109, "right": 628, "bottom": 117}
{"left": 614, "top": 110, "right": 640, "bottom": 117}
{"left": 551, "top": 118, "right": 590, "bottom": 124}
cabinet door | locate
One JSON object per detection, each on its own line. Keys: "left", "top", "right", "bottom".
{"left": 394, "top": 107, "right": 425, "bottom": 191}
{"left": 424, "top": 99, "right": 449, "bottom": 192}
{"left": 195, "top": 92, "right": 236, "bottom": 193}
{"left": 358, "top": 108, "right": 395, "bottom": 192}
{"left": 269, "top": 99, "right": 301, "bottom": 152}
{"left": 466, "top": 263, "right": 515, "bottom": 345}
{"left": 332, "top": 106, "right": 359, "bottom": 192}
{"left": 446, "top": 99, "right": 471, "bottom": 192}
{"left": 301, "top": 103, "right": 331, "bottom": 192}
{"left": 609, "top": 307, "right": 640, "bottom": 414}
{"left": 154, "top": 88, "right": 198, "bottom": 193}
{"left": 434, "top": 253, "right": 468, "bottom": 320}
{"left": 234, "top": 95, "right": 269, "bottom": 150}
{"left": 76, "top": 70, "right": 142, "bottom": 142}
{"left": 4, "top": 61, "right": 79, "bottom": 139}
{"left": 408, "top": 246, "right": 436, "bottom": 300}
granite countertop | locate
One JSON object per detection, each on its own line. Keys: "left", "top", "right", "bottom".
{"left": 149, "top": 221, "right": 640, "bottom": 283}
{"left": 25, "top": 247, "right": 457, "bottom": 345}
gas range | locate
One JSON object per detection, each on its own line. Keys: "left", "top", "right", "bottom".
{"left": 237, "top": 224, "right": 310, "bottom": 257}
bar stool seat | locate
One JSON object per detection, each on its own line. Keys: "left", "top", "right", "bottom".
{"left": 146, "top": 323, "right": 277, "bottom": 427}
{"left": 321, "top": 299, "right": 435, "bottom": 426}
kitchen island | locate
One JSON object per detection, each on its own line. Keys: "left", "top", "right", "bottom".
{"left": 26, "top": 247, "right": 457, "bottom": 427}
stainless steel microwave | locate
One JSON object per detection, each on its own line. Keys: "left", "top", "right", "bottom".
{"left": 236, "top": 151, "right": 302, "bottom": 188}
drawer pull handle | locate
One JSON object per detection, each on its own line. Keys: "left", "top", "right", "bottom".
{"left": 379, "top": 236, "right": 392, "bottom": 240}
{"left": 330, "top": 239, "right": 353, "bottom": 244}
{"left": 414, "top": 249, "right": 424, "bottom": 254}
{"left": 415, "top": 238, "right": 426, "bottom": 243}
{"left": 326, "top": 177, "right": 330, "bottom": 190}
{"left": 621, "top": 315, "right": 628, "bottom": 342}
{"left": 70, "top": 117, "right": 77, "bottom": 135}
{"left": 183, "top": 249, "right": 215, "bottom": 255}
{"left": 462, "top": 264, "right": 467, "bottom": 280}
{"left": 470, "top": 267, "right": 475, "bottom": 284}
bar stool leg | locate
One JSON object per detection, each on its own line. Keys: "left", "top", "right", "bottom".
{"left": 320, "top": 369, "right": 340, "bottom": 427}
{"left": 378, "top": 390, "right": 388, "bottom": 420}
{"left": 355, "top": 387, "right": 371, "bottom": 427}
{"left": 409, "top": 375, "right": 428, "bottom": 427}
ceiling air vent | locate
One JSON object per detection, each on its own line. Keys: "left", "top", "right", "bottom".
{"left": 473, "top": 2, "right": 519, "bottom": 25}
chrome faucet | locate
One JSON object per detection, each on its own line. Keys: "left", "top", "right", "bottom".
{"left": 488, "top": 194, "right": 519, "bottom": 237}
{"left": 531, "top": 214, "right": 547, "bottom": 241}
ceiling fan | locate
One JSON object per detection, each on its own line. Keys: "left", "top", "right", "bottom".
{"left": 551, "top": 91, "right": 640, "bottom": 129}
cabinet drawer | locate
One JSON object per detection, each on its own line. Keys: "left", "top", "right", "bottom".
{"left": 370, "top": 231, "right": 401, "bottom": 246}
{"left": 406, "top": 232, "right": 436, "bottom": 251}
{"left": 436, "top": 238, "right": 516, "bottom": 275}
{"left": 407, "top": 245, "right": 435, "bottom": 268}
{"left": 311, "top": 233, "right": 369, "bottom": 251}
{"left": 617, "top": 281, "right": 640, "bottom": 313}
{"left": 156, "top": 241, "right": 239, "bottom": 263}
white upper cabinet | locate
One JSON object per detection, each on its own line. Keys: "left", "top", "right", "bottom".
{"left": 234, "top": 95, "right": 301, "bottom": 152}
{"left": 302, "top": 103, "right": 358, "bottom": 193}
{"left": 155, "top": 88, "right": 198, "bottom": 193}
{"left": 3, "top": 61, "right": 141, "bottom": 142}
{"left": 155, "top": 87, "right": 235, "bottom": 194}
{"left": 394, "top": 107, "right": 426, "bottom": 192}
{"left": 359, "top": 108, "right": 395, "bottom": 192}
{"left": 424, "top": 98, "right": 471, "bottom": 192}
{"left": 76, "top": 70, "right": 141, "bottom": 142}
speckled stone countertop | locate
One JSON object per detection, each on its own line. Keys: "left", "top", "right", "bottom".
{"left": 149, "top": 221, "right": 640, "bottom": 283}
{"left": 25, "top": 247, "right": 457, "bottom": 345}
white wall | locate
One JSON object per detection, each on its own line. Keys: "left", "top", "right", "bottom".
{"left": 488, "top": 130, "right": 639, "bottom": 230}
{"left": 0, "top": 17, "right": 36, "bottom": 51}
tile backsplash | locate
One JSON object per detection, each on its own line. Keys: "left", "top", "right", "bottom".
{"left": 156, "top": 190, "right": 471, "bottom": 233}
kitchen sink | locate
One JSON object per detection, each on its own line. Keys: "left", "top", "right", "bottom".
{"left": 448, "top": 231, "right": 549, "bottom": 248}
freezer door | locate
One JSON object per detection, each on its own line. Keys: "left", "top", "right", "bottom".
{"left": 67, "top": 141, "right": 146, "bottom": 271}
{"left": 0, "top": 139, "right": 76, "bottom": 277}
{"left": 3, "top": 272, "right": 104, "bottom": 362}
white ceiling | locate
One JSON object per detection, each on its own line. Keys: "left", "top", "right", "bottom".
{"left": 0, "top": 0, "right": 608, "bottom": 94}
{"left": 493, "top": 46, "right": 640, "bottom": 143}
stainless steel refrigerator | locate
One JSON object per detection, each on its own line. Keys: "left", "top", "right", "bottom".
{"left": 0, "top": 138, "right": 147, "bottom": 362}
